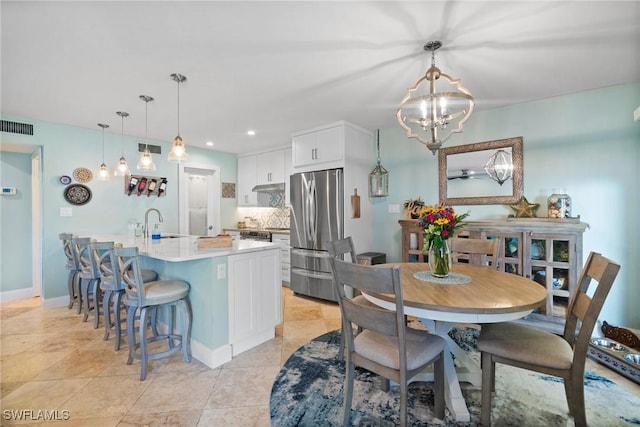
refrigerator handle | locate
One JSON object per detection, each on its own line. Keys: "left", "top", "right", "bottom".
{"left": 308, "top": 175, "right": 317, "bottom": 244}
{"left": 335, "top": 169, "right": 343, "bottom": 239}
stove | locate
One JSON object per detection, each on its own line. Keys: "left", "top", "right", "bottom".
{"left": 239, "top": 230, "right": 272, "bottom": 242}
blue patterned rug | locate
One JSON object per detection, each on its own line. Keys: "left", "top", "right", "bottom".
{"left": 270, "top": 328, "right": 640, "bottom": 426}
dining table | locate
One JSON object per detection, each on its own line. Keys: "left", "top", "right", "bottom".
{"left": 363, "top": 262, "right": 547, "bottom": 422}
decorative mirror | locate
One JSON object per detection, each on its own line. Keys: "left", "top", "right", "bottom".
{"left": 438, "top": 137, "right": 523, "bottom": 205}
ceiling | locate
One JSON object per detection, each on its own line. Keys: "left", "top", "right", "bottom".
{"left": 2, "top": 1, "right": 638, "bottom": 155}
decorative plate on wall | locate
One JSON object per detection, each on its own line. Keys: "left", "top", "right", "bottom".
{"left": 64, "top": 184, "right": 92, "bottom": 205}
{"left": 59, "top": 175, "right": 72, "bottom": 185}
{"left": 73, "top": 167, "right": 93, "bottom": 183}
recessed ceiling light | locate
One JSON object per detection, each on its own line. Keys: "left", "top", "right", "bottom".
{"left": 206, "top": 141, "right": 214, "bottom": 147}
{"left": 247, "top": 130, "right": 256, "bottom": 136}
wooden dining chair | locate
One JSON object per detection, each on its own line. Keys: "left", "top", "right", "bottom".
{"left": 477, "top": 252, "right": 620, "bottom": 427}
{"left": 328, "top": 237, "right": 385, "bottom": 360}
{"left": 328, "top": 256, "right": 446, "bottom": 426}
{"left": 449, "top": 236, "right": 500, "bottom": 269}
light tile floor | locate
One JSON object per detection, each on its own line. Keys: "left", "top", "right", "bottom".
{"left": 1, "top": 287, "right": 638, "bottom": 426}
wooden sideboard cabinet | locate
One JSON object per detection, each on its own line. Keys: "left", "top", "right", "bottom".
{"left": 399, "top": 219, "right": 589, "bottom": 333}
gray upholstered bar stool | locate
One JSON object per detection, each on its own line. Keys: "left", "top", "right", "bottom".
{"left": 59, "top": 233, "right": 81, "bottom": 310}
{"left": 73, "top": 237, "right": 103, "bottom": 327}
{"left": 91, "top": 241, "right": 158, "bottom": 351}
{"left": 114, "top": 246, "right": 192, "bottom": 380}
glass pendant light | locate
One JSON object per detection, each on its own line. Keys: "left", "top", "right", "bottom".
{"left": 97, "top": 123, "right": 110, "bottom": 180}
{"left": 168, "top": 73, "right": 188, "bottom": 162}
{"left": 368, "top": 129, "right": 389, "bottom": 197}
{"left": 137, "top": 95, "right": 156, "bottom": 171}
{"left": 484, "top": 149, "right": 513, "bottom": 185}
{"left": 114, "top": 111, "right": 129, "bottom": 176}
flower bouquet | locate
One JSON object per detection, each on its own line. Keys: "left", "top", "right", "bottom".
{"left": 418, "top": 205, "right": 470, "bottom": 277}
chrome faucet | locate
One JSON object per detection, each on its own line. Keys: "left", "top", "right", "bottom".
{"left": 144, "top": 208, "right": 164, "bottom": 238}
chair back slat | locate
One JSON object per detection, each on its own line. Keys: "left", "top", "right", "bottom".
{"left": 114, "top": 246, "right": 146, "bottom": 306}
{"left": 563, "top": 252, "right": 620, "bottom": 352}
{"left": 90, "top": 241, "right": 117, "bottom": 289}
{"left": 329, "top": 257, "right": 404, "bottom": 338}
{"left": 59, "top": 233, "right": 77, "bottom": 269}
{"left": 449, "top": 237, "right": 500, "bottom": 269}
{"left": 327, "top": 236, "right": 358, "bottom": 263}
{"left": 73, "top": 237, "right": 100, "bottom": 278}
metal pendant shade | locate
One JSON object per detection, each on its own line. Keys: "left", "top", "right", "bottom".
{"left": 368, "top": 129, "right": 389, "bottom": 197}
{"left": 168, "top": 73, "right": 188, "bottom": 162}
{"left": 114, "top": 111, "right": 129, "bottom": 176}
{"left": 484, "top": 149, "right": 513, "bottom": 185}
{"left": 137, "top": 95, "right": 156, "bottom": 171}
{"left": 97, "top": 123, "right": 110, "bottom": 180}
{"left": 397, "top": 41, "right": 474, "bottom": 154}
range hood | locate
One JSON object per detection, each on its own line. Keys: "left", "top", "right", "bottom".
{"left": 252, "top": 182, "right": 285, "bottom": 193}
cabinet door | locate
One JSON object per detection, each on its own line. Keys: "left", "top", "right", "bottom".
{"left": 272, "top": 233, "right": 291, "bottom": 282}
{"left": 229, "top": 253, "right": 258, "bottom": 343}
{"left": 256, "top": 150, "right": 286, "bottom": 185}
{"left": 237, "top": 155, "right": 257, "bottom": 206}
{"left": 292, "top": 125, "right": 343, "bottom": 168}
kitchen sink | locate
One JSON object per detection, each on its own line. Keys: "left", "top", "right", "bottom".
{"left": 160, "top": 235, "right": 185, "bottom": 239}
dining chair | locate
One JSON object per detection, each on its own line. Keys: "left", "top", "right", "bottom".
{"left": 328, "top": 256, "right": 446, "bottom": 426}
{"left": 114, "top": 246, "right": 192, "bottom": 380}
{"left": 327, "top": 237, "right": 386, "bottom": 360}
{"left": 477, "top": 252, "right": 620, "bottom": 427}
{"left": 449, "top": 236, "right": 500, "bottom": 269}
{"left": 59, "top": 233, "right": 81, "bottom": 310}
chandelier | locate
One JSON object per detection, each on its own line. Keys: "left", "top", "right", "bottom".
{"left": 168, "top": 73, "right": 188, "bottom": 162}
{"left": 484, "top": 149, "right": 513, "bottom": 185}
{"left": 397, "top": 40, "right": 474, "bottom": 154}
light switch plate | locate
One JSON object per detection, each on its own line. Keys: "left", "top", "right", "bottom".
{"left": 217, "top": 263, "right": 226, "bottom": 279}
{"left": 60, "top": 207, "right": 72, "bottom": 217}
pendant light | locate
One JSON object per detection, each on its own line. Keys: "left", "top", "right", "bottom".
{"left": 484, "top": 149, "right": 513, "bottom": 185}
{"left": 168, "top": 73, "right": 188, "bottom": 162}
{"left": 114, "top": 111, "right": 129, "bottom": 176}
{"left": 137, "top": 95, "right": 156, "bottom": 171}
{"left": 397, "top": 40, "right": 474, "bottom": 154}
{"left": 97, "top": 123, "right": 110, "bottom": 180}
{"left": 368, "top": 129, "right": 389, "bottom": 197}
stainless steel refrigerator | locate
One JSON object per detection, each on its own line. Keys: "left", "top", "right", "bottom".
{"left": 290, "top": 168, "right": 343, "bottom": 302}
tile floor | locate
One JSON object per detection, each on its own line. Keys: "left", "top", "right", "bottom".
{"left": 1, "top": 287, "right": 638, "bottom": 426}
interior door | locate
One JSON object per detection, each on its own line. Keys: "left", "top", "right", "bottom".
{"left": 179, "top": 164, "right": 221, "bottom": 236}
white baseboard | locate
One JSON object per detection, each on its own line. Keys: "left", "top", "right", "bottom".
{"left": 231, "top": 329, "right": 275, "bottom": 356}
{"left": 41, "top": 296, "right": 70, "bottom": 309}
{"left": 0, "top": 288, "right": 35, "bottom": 303}
{"left": 191, "top": 339, "right": 233, "bottom": 369}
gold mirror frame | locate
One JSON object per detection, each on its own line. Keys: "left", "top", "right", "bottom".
{"left": 438, "top": 137, "right": 523, "bottom": 205}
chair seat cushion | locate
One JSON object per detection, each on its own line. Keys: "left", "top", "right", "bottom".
{"left": 354, "top": 328, "right": 446, "bottom": 371}
{"left": 125, "top": 280, "right": 190, "bottom": 306}
{"left": 140, "top": 269, "right": 158, "bottom": 283}
{"left": 478, "top": 322, "right": 573, "bottom": 370}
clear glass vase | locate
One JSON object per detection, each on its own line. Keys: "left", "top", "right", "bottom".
{"left": 428, "top": 239, "right": 452, "bottom": 278}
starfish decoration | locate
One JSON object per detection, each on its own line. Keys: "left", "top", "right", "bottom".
{"left": 509, "top": 196, "right": 540, "bottom": 218}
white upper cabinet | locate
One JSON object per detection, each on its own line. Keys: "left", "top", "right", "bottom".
{"left": 256, "top": 150, "right": 285, "bottom": 185}
{"left": 237, "top": 155, "right": 257, "bottom": 206}
{"left": 292, "top": 124, "right": 344, "bottom": 170}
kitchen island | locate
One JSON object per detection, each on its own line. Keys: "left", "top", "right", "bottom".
{"left": 89, "top": 234, "right": 282, "bottom": 369}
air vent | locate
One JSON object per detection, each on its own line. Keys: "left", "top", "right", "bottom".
{"left": 138, "top": 143, "right": 161, "bottom": 154}
{"left": 1, "top": 120, "right": 34, "bottom": 135}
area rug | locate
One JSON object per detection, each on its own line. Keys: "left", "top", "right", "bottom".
{"left": 270, "top": 328, "right": 640, "bottom": 426}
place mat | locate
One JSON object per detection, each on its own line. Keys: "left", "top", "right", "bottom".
{"left": 413, "top": 270, "right": 471, "bottom": 285}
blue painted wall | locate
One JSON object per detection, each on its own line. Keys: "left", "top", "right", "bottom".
{"left": 0, "top": 152, "right": 32, "bottom": 291}
{"left": 371, "top": 82, "right": 640, "bottom": 328}
{"left": 0, "top": 115, "right": 238, "bottom": 303}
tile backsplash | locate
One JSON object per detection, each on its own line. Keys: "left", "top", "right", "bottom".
{"left": 237, "top": 206, "right": 290, "bottom": 229}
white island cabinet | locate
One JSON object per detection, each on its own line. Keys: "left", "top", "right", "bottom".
{"left": 86, "top": 234, "right": 281, "bottom": 369}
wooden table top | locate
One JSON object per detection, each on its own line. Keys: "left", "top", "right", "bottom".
{"left": 368, "top": 263, "right": 547, "bottom": 318}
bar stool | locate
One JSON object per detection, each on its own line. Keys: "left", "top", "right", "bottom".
{"left": 73, "top": 237, "right": 104, "bottom": 327}
{"left": 59, "top": 233, "right": 81, "bottom": 310}
{"left": 90, "top": 241, "right": 158, "bottom": 351}
{"left": 114, "top": 246, "right": 192, "bottom": 380}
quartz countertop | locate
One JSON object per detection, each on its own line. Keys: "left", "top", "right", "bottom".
{"left": 86, "top": 234, "right": 279, "bottom": 262}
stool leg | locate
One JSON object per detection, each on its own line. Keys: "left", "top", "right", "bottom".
{"left": 75, "top": 274, "right": 83, "bottom": 315}
{"left": 138, "top": 306, "right": 150, "bottom": 381}
{"left": 81, "top": 279, "right": 91, "bottom": 322}
{"left": 113, "top": 292, "right": 124, "bottom": 351}
{"left": 67, "top": 271, "right": 75, "bottom": 309}
{"left": 103, "top": 290, "right": 113, "bottom": 341}
{"left": 93, "top": 283, "right": 102, "bottom": 329}
{"left": 126, "top": 305, "right": 137, "bottom": 366}
{"left": 181, "top": 298, "right": 192, "bottom": 363}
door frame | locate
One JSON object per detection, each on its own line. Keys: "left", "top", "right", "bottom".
{"left": 178, "top": 162, "right": 221, "bottom": 236}
{"left": 31, "top": 149, "right": 42, "bottom": 297}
